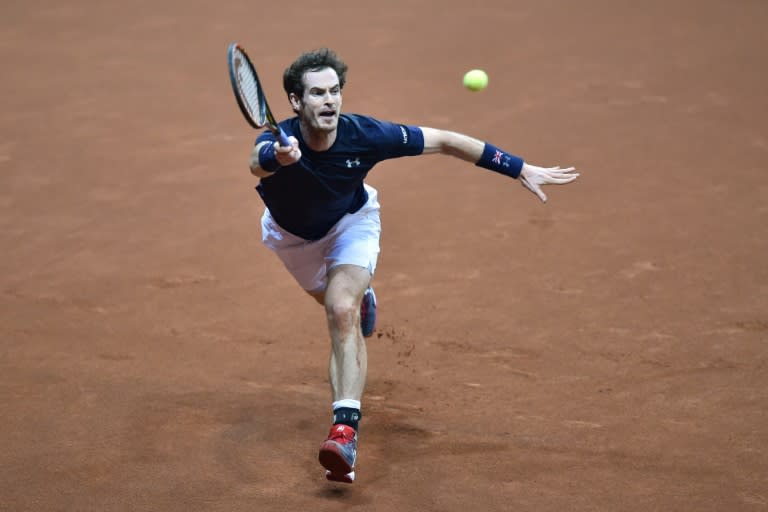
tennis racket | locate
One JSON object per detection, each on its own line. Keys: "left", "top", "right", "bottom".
{"left": 227, "top": 42, "right": 290, "bottom": 147}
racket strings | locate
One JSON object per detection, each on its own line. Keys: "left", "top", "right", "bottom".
{"left": 233, "top": 52, "right": 263, "bottom": 121}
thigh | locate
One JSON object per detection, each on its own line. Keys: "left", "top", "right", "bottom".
{"left": 326, "top": 264, "right": 372, "bottom": 307}
{"left": 325, "top": 186, "right": 382, "bottom": 276}
{"left": 261, "top": 209, "right": 328, "bottom": 292}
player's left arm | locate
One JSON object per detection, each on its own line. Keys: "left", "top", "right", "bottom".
{"left": 420, "top": 127, "right": 485, "bottom": 160}
{"left": 420, "top": 127, "right": 579, "bottom": 203}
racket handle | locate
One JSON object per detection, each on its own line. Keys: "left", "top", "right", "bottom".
{"left": 276, "top": 127, "right": 291, "bottom": 148}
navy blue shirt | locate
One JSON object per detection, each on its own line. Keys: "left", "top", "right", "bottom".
{"left": 255, "top": 114, "right": 424, "bottom": 240}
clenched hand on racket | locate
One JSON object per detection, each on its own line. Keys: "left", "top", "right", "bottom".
{"left": 273, "top": 137, "right": 302, "bottom": 166}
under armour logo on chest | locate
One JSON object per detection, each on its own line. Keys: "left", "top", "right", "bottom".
{"left": 346, "top": 158, "right": 361, "bottom": 168}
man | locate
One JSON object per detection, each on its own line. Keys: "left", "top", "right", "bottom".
{"left": 248, "top": 48, "right": 579, "bottom": 484}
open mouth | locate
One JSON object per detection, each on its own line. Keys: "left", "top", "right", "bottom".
{"left": 319, "top": 110, "right": 336, "bottom": 119}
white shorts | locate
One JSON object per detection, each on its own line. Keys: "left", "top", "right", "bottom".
{"left": 261, "top": 184, "right": 381, "bottom": 293}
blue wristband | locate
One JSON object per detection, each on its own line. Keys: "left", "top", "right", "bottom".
{"left": 475, "top": 143, "right": 524, "bottom": 179}
{"left": 257, "top": 142, "right": 282, "bottom": 173}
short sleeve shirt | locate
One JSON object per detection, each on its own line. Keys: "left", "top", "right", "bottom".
{"left": 255, "top": 114, "right": 424, "bottom": 240}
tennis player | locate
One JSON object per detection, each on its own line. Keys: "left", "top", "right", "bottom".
{"left": 248, "top": 48, "right": 579, "bottom": 483}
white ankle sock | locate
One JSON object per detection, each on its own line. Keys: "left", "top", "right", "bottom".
{"left": 332, "top": 399, "right": 361, "bottom": 411}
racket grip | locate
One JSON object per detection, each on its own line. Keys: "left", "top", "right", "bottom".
{"left": 276, "top": 128, "right": 291, "bottom": 148}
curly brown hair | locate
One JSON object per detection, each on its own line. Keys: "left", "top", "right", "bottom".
{"left": 283, "top": 48, "right": 348, "bottom": 98}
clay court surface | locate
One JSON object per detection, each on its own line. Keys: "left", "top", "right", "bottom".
{"left": 2, "top": 1, "right": 767, "bottom": 510}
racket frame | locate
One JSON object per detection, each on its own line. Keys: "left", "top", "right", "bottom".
{"left": 227, "top": 43, "right": 290, "bottom": 147}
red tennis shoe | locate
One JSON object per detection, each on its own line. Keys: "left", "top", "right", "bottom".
{"left": 319, "top": 424, "right": 357, "bottom": 483}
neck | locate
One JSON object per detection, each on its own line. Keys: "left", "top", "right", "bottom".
{"left": 299, "top": 121, "right": 337, "bottom": 152}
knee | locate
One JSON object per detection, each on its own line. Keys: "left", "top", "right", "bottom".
{"left": 325, "top": 299, "right": 359, "bottom": 333}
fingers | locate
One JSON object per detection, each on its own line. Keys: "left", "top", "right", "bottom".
{"left": 519, "top": 164, "right": 578, "bottom": 202}
{"left": 274, "top": 136, "right": 299, "bottom": 153}
{"left": 273, "top": 137, "right": 301, "bottom": 165}
{"left": 542, "top": 167, "right": 579, "bottom": 184}
{"left": 521, "top": 176, "right": 547, "bottom": 203}
{"left": 545, "top": 175, "right": 579, "bottom": 184}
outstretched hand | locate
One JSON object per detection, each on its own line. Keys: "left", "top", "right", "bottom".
{"left": 519, "top": 164, "right": 579, "bottom": 202}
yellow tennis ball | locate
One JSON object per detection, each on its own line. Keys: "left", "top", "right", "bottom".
{"left": 463, "top": 69, "right": 488, "bottom": 91}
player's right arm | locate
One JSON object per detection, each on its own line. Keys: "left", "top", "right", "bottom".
{"left": 249, "top": 138, "right": 302, "bottom": 178}
{"left": 249, "top": 142, "right": 273, "bottom": 177}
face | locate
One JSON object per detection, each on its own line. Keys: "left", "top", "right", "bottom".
{"left": 291, "top": 67, "right": 342, "bottom": 133}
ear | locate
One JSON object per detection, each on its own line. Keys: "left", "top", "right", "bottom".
{"left": 289, "top": 93, "right": 301, "bottom": 112}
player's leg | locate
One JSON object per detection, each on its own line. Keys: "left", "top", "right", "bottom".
{"left": 318, "top": 263, "right": 369, "bottom": 483}
{"left": 262, "top": 216, "right": 360, "bottom": 482}
{"left": 318, "top": 185, "right": 381, "bottom": 483}
{"left": 324, "top": 264, "right": 370, "bottom": 400}
{"left": 307, "top": 285, "right": 375, "bottom": 336}
{"left": 302, "top": 184, "right": 380, "bottom": 333}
